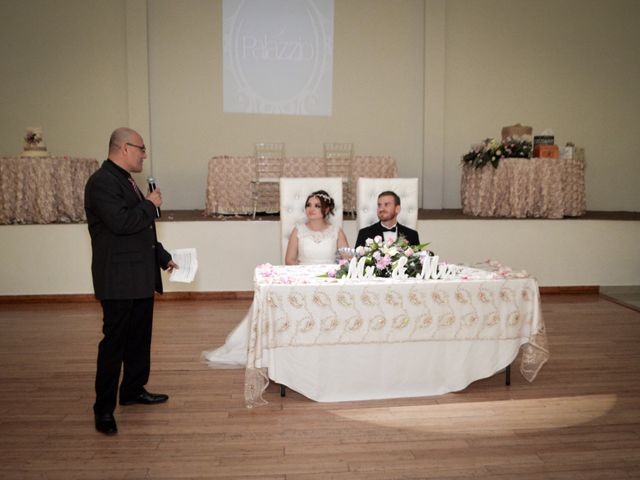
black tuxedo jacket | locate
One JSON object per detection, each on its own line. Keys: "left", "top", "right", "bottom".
{"left": 84, "top": 160, "right": 171, "bottom": 300}
{"left": 355, "top": 221, "right": 420, "bottom": 248}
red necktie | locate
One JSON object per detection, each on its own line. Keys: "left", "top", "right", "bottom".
{"left": 128, "top": 177, "right": 143, "bottom": 200}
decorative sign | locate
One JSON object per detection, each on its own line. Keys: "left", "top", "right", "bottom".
{"left": 346, "top": 255, "right": 460, "bottom": 280}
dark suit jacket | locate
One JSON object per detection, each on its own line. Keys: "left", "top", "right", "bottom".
{"left": 84, "top": 160, "right": 171, "bottom": 300}
{"left": 355, "top": 221, "right": 420, "bottom": 248}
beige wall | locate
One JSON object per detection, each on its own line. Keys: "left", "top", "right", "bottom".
{"left": 0, "top": 0, "right": 639, "bottom": 211}
{"left": 1, "top": 219, "right": 638, "bottom": 295}
{"left": 147, "top": 0, "right": 426, "bottom": 208}
{"left": 0, "top": 0, "right": 129, "bottom": 163}
{"left": 442, "top": 0, "right": 640, "bottom": 210}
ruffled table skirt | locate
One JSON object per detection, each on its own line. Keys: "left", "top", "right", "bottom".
{"left": 461, "top": 157, "right": 586, "bottom": 218}
{"left": 205, "top": 155, "right": 398, "bottom": 215}
{"left": 1, "top": 156, "right": 99, "bottom": 224}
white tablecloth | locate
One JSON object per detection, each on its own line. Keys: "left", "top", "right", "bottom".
{"left": 245, "top": 263, "right": 549, "bottom": 407}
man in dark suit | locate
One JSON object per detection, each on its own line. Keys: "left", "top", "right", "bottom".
{"left": 85, "top": 127, "right": 177, "bottom": 435}
{"left": 355, "top": 191, "right": 420, "bottom": 247}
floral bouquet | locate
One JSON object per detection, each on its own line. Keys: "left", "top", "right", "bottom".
{"left": 329, "top": 236, "right": 432, "bottom": 279}
{"left": 462, "top": 137, "right": 532, "bottom": 169}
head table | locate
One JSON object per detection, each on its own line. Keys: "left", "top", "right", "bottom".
{"left": 245, "top": 262, "right": 549, "bottom": 407}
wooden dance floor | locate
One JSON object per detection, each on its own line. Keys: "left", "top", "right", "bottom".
{"left": 0, "top": 294, "right": 639, "bottom": 479}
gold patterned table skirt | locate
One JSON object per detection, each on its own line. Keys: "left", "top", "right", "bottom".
{"left": 0, "top": 156, "right": 99, "bottom": 224}
{"left": 461, "top": 157, "right": 586, "bottom": 218}
{"left": 245, "top": 263, "right": 549, "bottom": 407}
{"left": 205, "top": 155, "right": 398, "bottom": 215}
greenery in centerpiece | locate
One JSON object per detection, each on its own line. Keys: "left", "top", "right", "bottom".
{"left": 329, "top": 236, "right": 432, "bottom": 279}
{"left": 462, "top": 137, "right": 532, "bottom": 168}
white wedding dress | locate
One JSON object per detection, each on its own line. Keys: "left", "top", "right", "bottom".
{"left": 202, "top": 223, "right": 340, "bottom": 368}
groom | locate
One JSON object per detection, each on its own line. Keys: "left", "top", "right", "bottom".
{"left": 355, "top": 191, "right": 420, "bottom": 247}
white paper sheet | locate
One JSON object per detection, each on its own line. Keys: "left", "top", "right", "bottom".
{"left": 169, "top": 248, "right": 198, "bottom": 283}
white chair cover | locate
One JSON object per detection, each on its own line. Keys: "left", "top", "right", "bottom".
{"left": 356, "top": 177, "right": 419, "bottom": 230}
{"left": 279, "top": 177, "right": 343, "bottom": 263}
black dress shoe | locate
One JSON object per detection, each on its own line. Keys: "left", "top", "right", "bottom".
{"left": 119, "top": 388, "right": 169, "bottom": 406}
{"left": 95, "top": 413, "right": 117, "bottom": 435}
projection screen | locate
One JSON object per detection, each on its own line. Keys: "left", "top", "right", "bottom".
{"left": 223, "top": 0, "right": 334, "bottom": 116}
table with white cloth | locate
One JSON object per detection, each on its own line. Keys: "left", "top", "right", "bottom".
{"left": 0, "top": 156, "right": 99, "bottom": 224}
{"left": 244, "top": 262, "right": 549, "bottom": 407}
{"left": 461, "top": 157, "right": 586, "bottom": 218}
{"left": 205, "top": 155, "right": 398, "bottom": 215}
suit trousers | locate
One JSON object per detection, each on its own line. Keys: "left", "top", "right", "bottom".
{"left": 94, "top": 297, "right": 154, "bottom": 414}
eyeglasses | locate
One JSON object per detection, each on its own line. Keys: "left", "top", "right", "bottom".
{"left": 125, "top": 142, "right": 146, "bottom": 153}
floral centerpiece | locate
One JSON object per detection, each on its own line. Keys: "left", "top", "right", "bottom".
{"left": 329, "top": 236, "right": 432, "bottom": 279}
{"left": 462, "top": 137, "right": 532, "bottom": 169}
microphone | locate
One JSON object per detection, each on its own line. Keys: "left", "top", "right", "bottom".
{"left": 146, "top": 176, "right": 161, "bottom": 218}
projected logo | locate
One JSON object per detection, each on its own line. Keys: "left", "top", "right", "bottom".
{"left": 223, "top": 0, "right": 334, "bottom": 116}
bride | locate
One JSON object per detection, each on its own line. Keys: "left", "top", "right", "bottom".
{"left": 202, "top": 190, "right": 349, "bottom": 367}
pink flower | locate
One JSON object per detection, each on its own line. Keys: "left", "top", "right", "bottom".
{"left": 338, "top": 259, "right": 349, "bottom": 266}
{"left": 405, "top": 247, "right": 414, "bottom": 257}
{"left": 376, "top": 255, "right": 391, "bottom": 270}
{"left": 328, "top": 270, "right": 336, "bottom": 278}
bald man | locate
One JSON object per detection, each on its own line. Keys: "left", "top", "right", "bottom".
{"left": 85, "top": 128, "right": 177, "bottom": 435}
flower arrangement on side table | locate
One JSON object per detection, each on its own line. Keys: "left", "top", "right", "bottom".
{"left": 329, "top": 236, "right": 433, "bottom": 279}
{"left": 462, "top": 137, "right": 532, "bottom": 169}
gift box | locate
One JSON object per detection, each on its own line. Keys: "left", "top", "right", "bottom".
{"left": 533, "top": 144, "right": 559, "bottom": 159}
{"left": 501, "top": 123, "right": 532, "bottom": 141}
{"left": 534, "top": 135, "right": 554, "bottom": 146}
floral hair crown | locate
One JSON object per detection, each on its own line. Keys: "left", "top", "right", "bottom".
{"left": 313, "top": 192, "right": 332, "bottom": 203}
